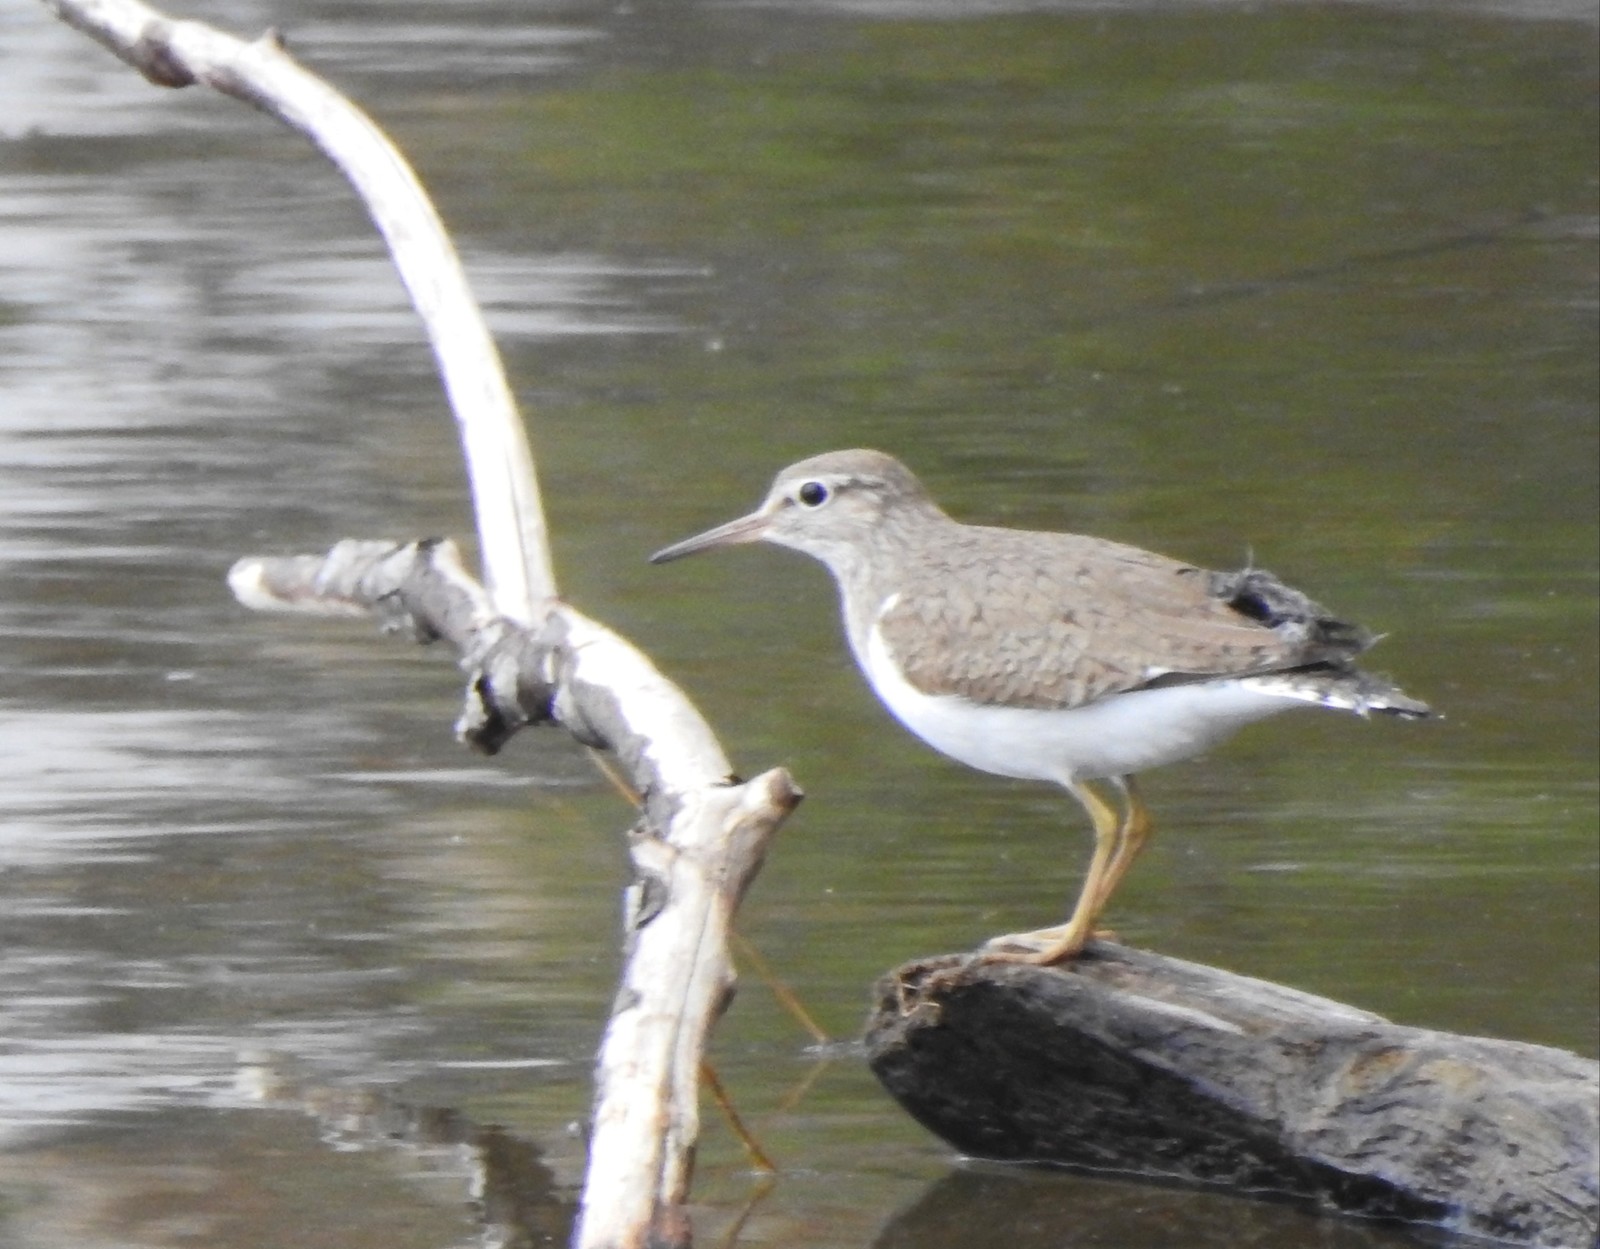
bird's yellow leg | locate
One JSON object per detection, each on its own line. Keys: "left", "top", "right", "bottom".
{"left": 1089, "top": 775, "right": 1152, "bottom": 921}
{"left": 982, "top": 778, "right": 1123, "bottom": 964}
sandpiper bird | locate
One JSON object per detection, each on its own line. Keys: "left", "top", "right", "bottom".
{"left": 651, "top": 449, "right": 1432, "bottom": 964}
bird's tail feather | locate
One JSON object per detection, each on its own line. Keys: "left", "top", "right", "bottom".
{"left": 1242, "top": 670, "right": 1435, "bottom": 719}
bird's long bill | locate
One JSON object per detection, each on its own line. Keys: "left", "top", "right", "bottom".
{"left": 649, "top": 510, "right": 771, "bottom": 564}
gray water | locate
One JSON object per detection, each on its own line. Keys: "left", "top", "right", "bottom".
{"left": 1, "top": 2, "right": 1596, "bottom": 1246}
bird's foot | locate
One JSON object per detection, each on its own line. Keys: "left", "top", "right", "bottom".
{"left": 977, "top": 923, "right": 1117, "bottom": 966}
{"left": 981, "top": 923, "right": 1068, "bottom": 954}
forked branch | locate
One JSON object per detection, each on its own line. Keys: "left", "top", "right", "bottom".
{"left": 233, "top": 538, "right": 801, "bottom": 1246}
{"left": 42, "top": 4, "right": 801, "bottom": 1247}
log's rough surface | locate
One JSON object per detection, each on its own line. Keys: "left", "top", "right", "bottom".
{"left": 865, "top": 946, "right": 1599, "bottom": 1248}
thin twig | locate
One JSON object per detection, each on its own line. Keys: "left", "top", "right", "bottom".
{"left": 699, "top": 1060, "right": 777, "bottom": 1175}
{"left": 732, "top": 931, "right": 831, "bottom": 1046}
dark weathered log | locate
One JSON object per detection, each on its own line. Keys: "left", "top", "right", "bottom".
{"left": 865, "top": 946, "right": 1600, "bottom": 1248}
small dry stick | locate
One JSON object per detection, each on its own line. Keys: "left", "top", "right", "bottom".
{"left": 732, "top": 931, "right": 831, "bottom": 1046}
{"left": 699, "top": 1060, "right": 777, "bottom": 1175}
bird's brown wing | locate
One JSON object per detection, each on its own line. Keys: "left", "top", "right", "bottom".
{"left": 878, "top": 527, "right": 1351, "bottom": 710}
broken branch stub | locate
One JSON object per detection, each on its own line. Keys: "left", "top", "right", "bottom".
{"left": 228, "top": 540, "right": 750, "bottom": 804}
{"left": 586, "top": 770, "right": 800, "bottom": 1248}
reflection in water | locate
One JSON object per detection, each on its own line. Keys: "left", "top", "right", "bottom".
{"left": 0, "top": 707, "right": 403, "bottom": 1148}
{"left": 239, "top": 1053, "right": 577, "bottom": 1247}
{"left": 0, "top": 1, "right": 1594, "bottom": 1247}
{"left": 875, "top": 1165, "right": 1461, "bottom": 1249}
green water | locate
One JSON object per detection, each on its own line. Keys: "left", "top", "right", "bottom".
{"left": 445, "top": 5, "right": 1599, "bottom": 1043}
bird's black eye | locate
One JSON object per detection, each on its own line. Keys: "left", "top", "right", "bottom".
{"left": 797, "top": 481, "right": 830, "bottom": 508}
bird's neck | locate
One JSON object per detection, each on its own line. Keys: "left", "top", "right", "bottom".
{"left": 822, "top": 508, "right": 956, "bottom": 657}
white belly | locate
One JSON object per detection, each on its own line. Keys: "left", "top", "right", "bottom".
{"left": 861, "top": 622, "right": 1296, "bottom": 784}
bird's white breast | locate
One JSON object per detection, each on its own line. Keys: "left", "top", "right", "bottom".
{"left": 859, "top": 613, "right": 1297, "bottom": 784}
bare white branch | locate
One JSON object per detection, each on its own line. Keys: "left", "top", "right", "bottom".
{"left": 41, "top": 0, "right": 554, "bottom": 624}
{"left": 42, "top": 4, "right": 803, "bottom": 1245}
{"left": 225, "top": 540, "right": 801, "bottom": 1249}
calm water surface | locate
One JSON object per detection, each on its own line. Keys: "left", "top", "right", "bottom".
{"left": 1, "top": 2, "right": 1595, "bottom": 1246}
